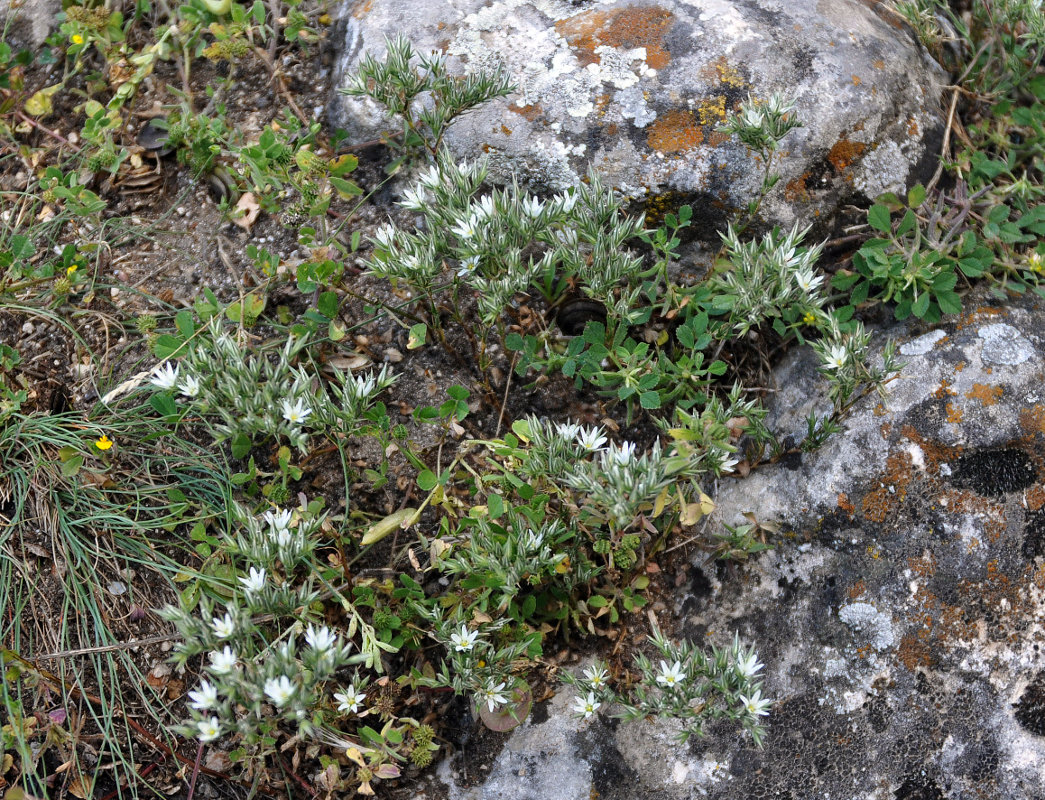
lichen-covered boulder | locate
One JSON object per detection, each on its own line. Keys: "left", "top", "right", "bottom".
{"left": 330, "top": 0, "right": 947, "bottom": 243}
{"left": 412, "top": 293, "right": 1045, "bottom": 800}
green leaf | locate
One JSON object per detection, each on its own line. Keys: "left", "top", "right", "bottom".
{"left": 911, "top": 292, "right": 931, "bottom": 318}
{"left": 152, "top": 334, "right": 186, "bottom": 359}
{"left": 230, "top": 433, "right": 252, "bottom": 459}
{"left": 175, "top": 309, "right": 196, "bottom": 339}
{"left": 148, "top": 392, "right": 178, "bottom": 417}
{"left": 639, "top": 391, "right": 661, "bottom": 409}
{"left": 317, "top": 291, "right": 339, "bottom": 320}
{"left": 907, "top": 183, "right": 926, "bottom": 208}
{"left": 417, "top": 470, "right": 438, "bottom": 491}
{"left": 407, "top": 322, "right": 427, "bottom": 350}
{"left": 935, "top": 290, "right": 961, "bottom": 315}
{"left": 587, "top": 595, "right": 607, "bottom": 608}
{"left": 895, "top": 208, "right": 917, "bottom": 237}
{"left": 867, "top": 204, "right": 891, "bottom": 233}
{"left": 488, "top": 493, "right": 504, "bottom": 519}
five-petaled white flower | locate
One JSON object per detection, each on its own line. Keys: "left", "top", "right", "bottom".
{"left": 457, "top": 254, "right": 480, "bottom": 278}
{"left": 208, "top": 646, "right": 237, "bottom": 675}
{"left": 480, "top": 680, "right": 508, "bottom": 712}
{"left": 656, "top": 660, "right": 685, "bottom": 689}
{"left": 450, "top": 625, "right": 479, "bottom": 652}
{"left": 239, "top": 566, "right": 266, "bottom": 596}
{"left": 739, "top": 688, "right": 772, "bottom": 718}
{"left": 576, "top": 426, "right": 607, "bottom": 452}
{"left": 372, "top": 223, "right": 396, "bottom": 250}
{"left": 398, "top": 186, "right": 426, "bottom": 211}
{"left": 188, "top": 680, "right": 219, "bottom": 711}
{"left": 264, "top": 675, "right": 296, "bottom": 707}
{"left": 521, "top": 196, "right": 544, "bottom": 219}
{"left": 582, "top": 665, "right": 609, "bottom": 689}
{"left": 211, "top": 612, "right": 235, "bottom": 640}
{"left": 794, "top": 268, "right": 823, "bottom": 294}
{"left": 306, "top": 624, "right": 337, "bottom": 655}
{"left": 451, "top": 215, "right": 480, "bottom": 241}
{"left": 823, "top": 345, "right": 847, "bottom": 371}
{"left": 281, "top": 398, "right": 311, "bottom": 425}
{"left": 418, "top": 165, "right": 441, "bottom": 190}
{"left": 334, "top": 685, "right": 367, "bottom": 714}
{"left": 179, "top": 373, "right": 201, "bottom": 398}
{"left": 523, "top": 528, "right": 544, "bottom": 551}
{"left": 196, "top": 716, "right": 222, "bottom": 742}
{"left": 150, "top": 363, "right": 179, "bottom": 390}
{"left": 572, "top": 691, "right": 600, "bottom": 719}
{"left": 557, "top": 190, "right": 577, "bottom": 214}
{"left": 264, "top": 508, "right": 293, "bottom": 536}
{"left": 735, "top": 650, "right": 764, "bottom": 680}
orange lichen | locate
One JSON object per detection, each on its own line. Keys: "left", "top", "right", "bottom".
{"left": 966, "top": 383, "right": 1003, "bottom": 406}
{"left": 872, "top": 59, "right": 885, "bottom": 69}
{"left": 852, "top": 75, "right": 862, "bottom": 86}
{"left": 932, "top": 378, "right": 956, "bottom": 399}
{"left": 1020, "top": 404, "right": 1045, "bottom": 435}
{"left": 946, "top": 403, "right": 964, "bottom": 424}
{"left": 510, "top": 103, "right": 544, "bottom": 121}
{"left": 907, "top": 117, "right": 920, "bottom": 137}
{"left": 647, "top": 110, "right": 704, "bottom": 153}
{"left": 784, "top": 173, "right": 812, "bottom": 203}
{"left": 351, "top": 0, "right": 373, "bottom": 18}
{"left": 837, "top": 492, "right": 856, "bottom": 515}
{"left": 861, "top": 451, "right": 915, "bottom": 523}
{"left": 827, "top": 136, "right": 867, "bottom": 172}
{"left": 1026, "top": 484, "right": 1045, "bottom": 511}
{"left": 847, "top": 579, "right": 867, "bottom": 598}
{"left": 897, "top": 634, "right": 934, "bottom": 670}
{"left": 500, "top": 124, "right": 513, "bottom": 136}
{"left": 555, "top": 5, "right": 675, "bottom": 70}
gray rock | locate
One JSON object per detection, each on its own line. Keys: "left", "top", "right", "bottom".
{"left": 1, "top": 0, "right": 63, "bottom": 49}
{"left": 330, "top": 0, "right": 947, "bottom": 247}
{"left": 420, "top": 292, "right": 1045, "bottom": 799}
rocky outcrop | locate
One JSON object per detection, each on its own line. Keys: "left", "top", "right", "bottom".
{"left": 415, "top": 291, "right": 1045, "bottom": 799}
{"left": 331, "top": 0, "right": 948, "bottom": 247}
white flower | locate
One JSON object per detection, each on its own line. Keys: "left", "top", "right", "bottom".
{"left": 275, "top": 527, "right": 294, "bottom": 548}
{"left": 520, "top": 196, "right": 544, "bottom": 219}
{"left": 188, "top": 680, "right": 219, "bottom": 711}
{"left": 239, "top": 566, "right": 266, "bottom": 596}
{"left": 656, "top": 659, "right": 685, "bottom": 689}
{"left": 556, "top": 421, "right": 581, "bottom": 440}
{"left": 334, "top": 685, "right": 367, "bottom": 714}
{"left": 480, "top": 680, "right": 508, "bottom": 712}
{"left": 822, "top": 344, "right": 847, "bottom": 371}
{"left": 208, "top": 646, "right": 237, "bottom": 675}
{"left": 418, "top": 165, "right": 441, "bottom": 190}
{"left": 576, "top": 426, "right": 607, "bottom": 452}
{"left": 306, "top": 624, "right": 337, "bottom": 655}
{"left": 398, "top": 186, "right": 426, "bottom": 211}
{"left": 264, "top": 675, "right": 296, "bottom": 707}
{"left": 451, "top": 215, "right": 480, "bottom": 241}
{"left": 450, "top": 625, "right": 479, "bottom": 652}
{"left": 557, "top": 190, "right": 577, "bottom": 214}
{"left": 211, "top": 612, "right": 236, "bottom": 640}
{"left": 608, "top": 441, "right": 637, "bottom": 466}
{"left": 179, "top": 373, "right": 201, "bottom": 398}
{"left": 281, "top": 398, "right": 311, "bottom": 425}
{"left": 372, "top": 223, "right": 396, "bottom": 249}
{"left": 150, "top": 363, "right": 179, "bottom": 390}
{"left": 794, "top": 268, "right": 823, "bottom": 294}
{"left": 582, "top": 665, "right": 609, "bottom": 689}
{"left": 457, "top": 254, "right": 480, "bottom": 278}
{"left": 572, "top": 691, "right": 600, "bottom": 719}
{"left": 473, "top": 194, "right": 496, "bottom": 220}
{"left": 718, "top": 455, "right": 740, "bottom": 474}
{"left": 739, "top": 688, "right": 772, "bottom": 717}
{"left": 523, "top": 528, "right": 544, "bottom": 551}
{"left": 264, "top": 508, "right": 293, "bottom": 535}
{"left": 196, "top": 716, "right": 222, "bottom": 742}
{"left": 735, "top": 650, "right": 764, "bottom": 680}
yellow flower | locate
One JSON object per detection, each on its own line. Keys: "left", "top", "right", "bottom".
{"left": 71, "top": 33, "right": 84, "bottom": 45}
{"left": 803, "top": 311, "right": 817, "bottom": 325}
{"left": 1029, "top": 252, "right": 1043, "bottom": 274}
{"left": 66, "top": 264, "right": 78, "bottom": 276}
{"left": 95, "top": 435, "right": 114, "bottom": 451}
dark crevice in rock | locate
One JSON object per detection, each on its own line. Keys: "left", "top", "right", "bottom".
{"left": 1015, "top": 672, "right": 1045, "bottom": 737}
